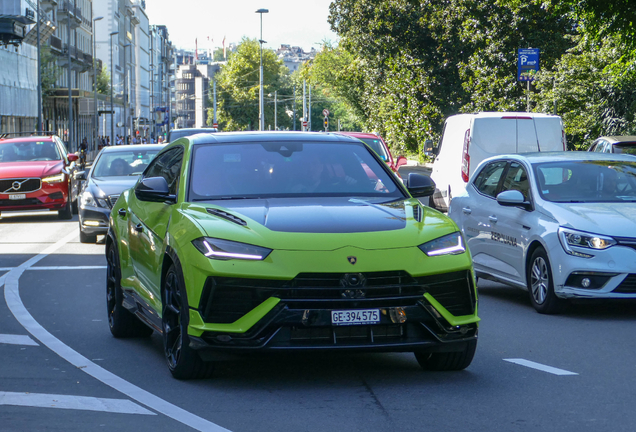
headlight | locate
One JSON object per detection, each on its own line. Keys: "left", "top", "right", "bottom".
{"left": 42, "top": 173, "right": 65, "bottom": 183}
{"left": 558, "top": 227, "right": 615, "bottom": 257}
{"left": 419, "top": 232, "right": 466, "bottom": 257}
{"left": 192, "top": 237, "right": 272, "bottom": 261}
{"left": 81, "top": 191, "right": 109, "bottom": 208}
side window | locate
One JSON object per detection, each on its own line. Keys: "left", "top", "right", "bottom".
{"left": 593, "top": 140, "right": 606, "bottom": 152}
{"left": 472, "top": 161, "right": 507, "bottom": 198}
{"left": 143, "top": 147, "right": 184, "bottom": 195}
{"left": 501, "top": 162, "right": 530, "bottom": 201}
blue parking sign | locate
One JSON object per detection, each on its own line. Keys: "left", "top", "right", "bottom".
{"left": 518, "top": 48, "right": 540, "bottom": 81}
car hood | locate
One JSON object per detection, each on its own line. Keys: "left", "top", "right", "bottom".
{"left": 543, "top": 202, "right": 636, "bottom": 237}
{"left": 184, "top": 197, "right": 458, "bottom": 251}
{"left": 91, "top": 176, "right": 139, "bottom": 197}
{"left": 0, "top": 160, "right": 64, "bottom": 179}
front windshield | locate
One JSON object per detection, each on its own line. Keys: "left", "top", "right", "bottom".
{"left": 534, "top": 160, "right": 636, "bottom": 203}
{"left": 189, "top": 141, "right": 403, "bottom": 201}
{"left": 0, "top": 141, "right": 61, "bottom": 162}
{"left": 357, "top": 137, "right": 389, "bottom": 161}
{"left": 92, "top": 149, "right": 160, "bottom": 177}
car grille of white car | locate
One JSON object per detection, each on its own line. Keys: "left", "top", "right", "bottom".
{"left": 613, "top": 274, "right": 636, "bottom": 293}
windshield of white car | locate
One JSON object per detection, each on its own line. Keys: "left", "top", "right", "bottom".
{"left": 92, "top": 150, "right": 160, "bottom": 177}
{"left": 534, "top": 160, "right": 636, "bottom": 203}
{"left": 0, "top": 141, "right": 61, "bottom": 162}
{"left": 189, "top": 141, "right": 404, "bottom": 201}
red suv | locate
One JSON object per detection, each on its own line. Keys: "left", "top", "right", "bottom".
{"left": 0, "top": 134, "right": 80, "bottom": 219}
{"left": 336, "top": 132, "right": 407, "bottom": 176}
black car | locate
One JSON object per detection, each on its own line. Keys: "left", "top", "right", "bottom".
{"left": 76, "top": 144, "right": 164, "bottom": 243}
{"left": 167, "top": 127, "right": 217, "bottom": 143}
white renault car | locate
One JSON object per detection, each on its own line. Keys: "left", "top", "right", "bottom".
{"left": 448, "top": 151, "right": 636, "bottom": 314}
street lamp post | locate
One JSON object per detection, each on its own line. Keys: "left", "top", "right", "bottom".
{"left": 92, "top": 15, "right": 103, "bottom": 154}
{"left": 123, "top": 43, "right": 131, "bottom": 143}
{"left": 109, "top": 31, "right": 119, "bottom": 146}
{"left": 36, "top": 0, "right": 42, "bottom": 133}
{"left": 67, "top": 7, "right": 72, "bottom": 149}
{"left": 255, "top": 8, "right": 268, "bottom": 131}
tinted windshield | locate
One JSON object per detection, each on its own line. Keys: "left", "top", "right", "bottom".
{"left": 189, "top": 141, "right": 403, "bottom": 200}
{"left": 358, "top": 138, "right": 389, "bottom": 161}
{"left": 92, "top": 149, "right": 160, "bottom": 177}
{"left": 0, "top": 141, "right": 61, "bottom": 162}
{"left": 534, "top": 160, "right": 636, "bottom": 203}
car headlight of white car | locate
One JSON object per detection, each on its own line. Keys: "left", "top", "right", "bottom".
{"left": 558, "top": 227, "right": 616, "bottom": 258}
{"left": 419, "top": 232, "right": 466, "bottom": 256}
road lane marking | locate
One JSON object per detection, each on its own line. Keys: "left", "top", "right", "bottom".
{"left": 0, "top": 391, "right": 155, "bottom": 415}
{"left": 504, "top": 358, "right": 578, "bottom": 376}
{"left": 2, "top": 230, "right": 231, "bottom": 432}
{"left": 0, "top": 266, "right": 107, "bottom": 271}
{"left": 0, "top": 334, "right": 39, "bottom": 346}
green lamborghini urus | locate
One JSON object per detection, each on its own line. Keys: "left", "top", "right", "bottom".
{"left": 106, "top": 131, "right": 479, "bottom": 379}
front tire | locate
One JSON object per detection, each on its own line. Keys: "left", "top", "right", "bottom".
{"left": 415, "top": 339, "right": 477, "bottom": 371}
{"left": 527, "top": 247, "right": 567, "bottom": 314}
{"left": 58, "top": 190, "right": 73, "bottom": 220}
{"left": 163, "top": 263, "right": 214, "bottom": 380}
{"left": 106, "top": 240, "right": 153, "bottom": 338}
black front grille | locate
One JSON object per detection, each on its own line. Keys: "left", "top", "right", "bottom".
{"left": 290, "top": 324, "right": 403, "bottom": 343}
{"left": 198, "top": 270, "right": 476, "bottom": 323}
{"left": 615, "top": 237, "right": 636, "bottom": 252}
{"left": 0, "top": 178, "right": 41, "bottom": 194}
{"left": 107, "top": 194, "right": 120, "bottom": 208}
{"left": 0, "top": 198, "right": 42, "bottom": 207}
{"left": 613, "top": 274, "right": 636, "bottom": 293}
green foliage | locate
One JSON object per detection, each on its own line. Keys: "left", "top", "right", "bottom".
{"left": 210, "top": 38, "right": 293, "bottom": 131}
{"left": 96, "top": 65, "right": 110, "bottom": 95}
{"left": 40, "top": 44, "right": 59, "bottom": 98}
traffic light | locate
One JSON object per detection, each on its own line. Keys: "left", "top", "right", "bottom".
{"left": 324, "top": 117, "right": 329, "bottom": 131}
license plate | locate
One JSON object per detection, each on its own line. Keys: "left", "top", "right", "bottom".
{"left": 9, "top": 194, "right": 26, "bottom": 200}
{"left": 331, "top": 309, "right": 380, "bottom": 326}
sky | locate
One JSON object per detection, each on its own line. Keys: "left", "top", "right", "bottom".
{"left": 145, "top": 0, "right": 339, "bottom": 52}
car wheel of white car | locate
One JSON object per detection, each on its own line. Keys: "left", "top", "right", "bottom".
{"left": 527, "top": 248, "right": 567, "bottom": 314}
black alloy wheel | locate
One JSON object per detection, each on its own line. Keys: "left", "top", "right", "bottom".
{"left": 106, "top": 241, "right": 153, "bottom": 338}
{"left": 162, "top": 263, "right": 214, "bottom": 380}
{"left": 527, "top": 247, "right": 567, "bottom": 314}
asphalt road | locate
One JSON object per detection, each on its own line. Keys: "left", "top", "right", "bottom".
{"left": 2, "top": 211, "right": 636, "bottom": 432}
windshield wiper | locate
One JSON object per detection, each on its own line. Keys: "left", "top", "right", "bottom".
{"left": 192, "top": 196, "right": 256, "bottom": 201}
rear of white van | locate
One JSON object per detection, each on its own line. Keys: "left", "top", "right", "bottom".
{"left": 430, "top": 113, "right": 565, "bottom": 212}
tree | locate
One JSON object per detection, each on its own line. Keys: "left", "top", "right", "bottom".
{"left": 210, "top": 38, "right": 293, "bottom": 131}
{"left": 96, "top": 64, "right": 110, "bottom": 95}
{"left": 40, "top": 43, "right": 59, "bottom": 98}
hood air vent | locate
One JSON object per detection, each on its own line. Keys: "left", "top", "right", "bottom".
{"left": 412, "top": 204, "right": 422, "bottom": 222}
{"left": 207, "top": 208, "right": 247, "bottom": 226}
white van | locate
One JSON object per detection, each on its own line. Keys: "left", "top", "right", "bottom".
{"left": 429, "top": 112, "right": 566, "bottom": 211}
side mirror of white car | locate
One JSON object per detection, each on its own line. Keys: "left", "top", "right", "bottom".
{"left": 496, "top": 190, "right": 532, "bottom": 210}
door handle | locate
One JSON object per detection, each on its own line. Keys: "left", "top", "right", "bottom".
{"left": 118, "top": 208, "right": 126, "bottom": 217}
{"left": 134, "top": 223, "right": 143, "bottom": 232}
{"left": 489, "top": 215, "right": 498, "bottom": 223}
{"left": 462, "top": 207, "right": 472, "bottom": 215}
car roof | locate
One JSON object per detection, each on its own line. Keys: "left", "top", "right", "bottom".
{"left": 185, "top": 131, "right": 364, "bottom": 146}
{"left": 100, "top": 144, "right": 165, "bottom": 152}
{"left": 336, "top": 131, "right": 383, "bottom": 140}
{"left": 0, "top": 135, "right": 56, "bottom": 143}
{"left": 597, "top": 136, "right": 636, "bottom": 144}
{"left": 487, "top": 151, "right": 636, "bottom": 164}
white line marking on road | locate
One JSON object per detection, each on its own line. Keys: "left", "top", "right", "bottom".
{"left": 504, "top": 358, "right": 578, "bottom": 376}
{"left": 0, "top": 391, "right": 155, "bottom": 415}
{"left": 2, "top": 230, "right": 231, "bottom": 432}
{"left": 0, "top": 334, "right": 39, "bottom": 346}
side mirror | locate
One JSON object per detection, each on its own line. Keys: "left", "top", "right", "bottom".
{"left": 135, "top": 177, "right": 176, "bottom": 203}
{"left": 406, "top": 173, "right": 436, "bottom": 198}
{"left": 396, "top": 155, "right": 408, "bottom": 168}
{"left": 424, "top": 139, "right": 434, "bottom": 152}
{"left": 496, "top": 190, "right": 532, "bottom": 210}
{"left": 68, "top": 153, "right": 79, "bottom": 162}
{"left": 74, "top": 171, "right": 86, "bottom": 181}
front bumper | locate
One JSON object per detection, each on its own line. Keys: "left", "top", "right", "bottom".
{"left": 79, "top": 205, "right": 111, "bottom": 235}
{"left": 0, "top": 183, "right": 69, "bottom": 212}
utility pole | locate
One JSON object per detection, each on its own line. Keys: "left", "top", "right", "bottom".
{"left": 67, "top": 11, "right": 72, "bottom": 149}
{"left": 274, "top": 90, "right": 277, "bottom": 130}
{"left": 293, "top": 84, "right": 296, "bottom": 130}
{"left": 213, "top": 78, "right": 217, "bottom": 127}
{"left": 308, "top": 85, "right": 311, "bottom": 132}
{"left": 36, "top": 0, "right": 42, "bottom": 133}
{"left": 302, "top": 80, "right": 306, "bottom": 131}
